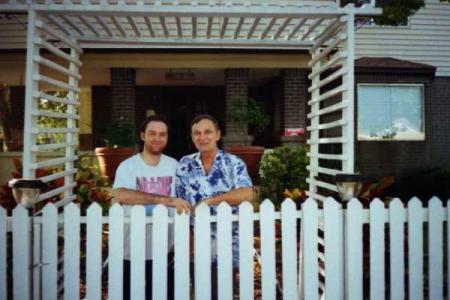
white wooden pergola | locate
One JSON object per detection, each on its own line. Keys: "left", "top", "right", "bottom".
{"left": 0, "top": 0, "right": 380, "bottom": 204}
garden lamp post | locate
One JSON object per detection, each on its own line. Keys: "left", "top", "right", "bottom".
{"left": 335, "top": 173, "right": 365, "bottom": 298}
{"left": 9, "top": 179, "right": 47, "bottom": 299}
{"left": 335, "top": 174, "right": 365, "bottom": 203}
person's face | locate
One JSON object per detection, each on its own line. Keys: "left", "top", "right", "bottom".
{"left": 191, "top": 119, "right": 221, "bottom": 154}
{"left": 141, "top": 121, "right": 168, "bottom": 155}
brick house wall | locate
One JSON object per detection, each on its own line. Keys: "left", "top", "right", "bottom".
{"left": 223, "top": 68, "right": 250, "bottom": 146}
{"left": 355, "top": 72, "right": 450, "bottom": 177}
{"left": 110, "top": 68, "right": 136, "bottom": 128}
{"left": 280, "top": 68, "right": 308, "bottom": 144}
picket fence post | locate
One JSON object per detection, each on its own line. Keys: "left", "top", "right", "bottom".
{"left": 239, "top": 201, "right": 254, "bottom": 300}
{"left": 130, "top": 205, "right": 146, "bottom": 300}
{"left": 42, "top": 203, "right": 58, "bottom": 300}
{"left": 260, "top": 199, "right": 276, "bottom": 300}
{"left": 389, "top": 198, "right": 405, "bottom": 300}
{"left": 324, "top": 197, "right": 344, "bottom": 300}
{"left": 152, "top": 205, "right": 169, "bottom": 300}
{"left": 64, "top": 203, "right": 80, "bottom": 300}
{"left": 13, "top": 205, "right": 31, "bottom": 300}
{"left": 281, "top": 199, "right": 298, "bottom": 300}
{"left": 195, "top": 203, "right": 211, "bottom": 300}
{"left": 174, "top": 210, "right": 190, "bottom": 300}
{"left": 108, "top": 203, "right": 124, "bottom": 300}
{"left": 86, "top": 203, "right": 103, "bottom": 300}
{"left": 217, "top": 202, "right": 233, "bottom": 300}
{"left": 408, "top": 197, "right": 424, "bottom": 300}
{"left": 302, "top": 198, "right": 319, "bottom": 300}
{"left": 428, "top": 197, "right": 443, "bottom": 300}
{"left": 370, "top": 198, "right": 385, "bottom": 300}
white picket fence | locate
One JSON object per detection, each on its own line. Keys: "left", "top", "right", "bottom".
{"left": 0, "top": 197, "right": 448, "bottom": 300}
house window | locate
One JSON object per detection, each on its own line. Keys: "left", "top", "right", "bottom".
{"left": 357, "top": 84, "right": 425, "bottom": 141}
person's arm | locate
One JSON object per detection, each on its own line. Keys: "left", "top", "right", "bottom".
{"left": 113, "top": 188, "right": 191, "bottom": 214}
{"left": 203, "top": 187, "right": 255, "bottom": 206}
{"left": 113, "top": 188, "right": 170, "bottom": 205}
{"left": 204, "top": 155, "right": 254, "bottom": 206}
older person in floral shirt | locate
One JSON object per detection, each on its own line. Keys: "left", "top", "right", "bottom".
{"left": 175, "top": 114, "right": 254, "bottom": 269}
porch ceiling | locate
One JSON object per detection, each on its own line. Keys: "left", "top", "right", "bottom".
{"left": 0, "top": 1, "right": 380, "bottom": 49}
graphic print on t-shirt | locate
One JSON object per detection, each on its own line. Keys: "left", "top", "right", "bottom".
{"left": 136, "top": 176, "right": 173, "bottom": 196}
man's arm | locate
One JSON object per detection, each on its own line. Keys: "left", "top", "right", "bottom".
{"left": 113, "top": 188, "right": 191, "bottom": 213}
{"left": 203, "top": 187, "right": 255, "bottom": 206}
{"left": 113, "top": 188, "right": 170, "bottom": 205}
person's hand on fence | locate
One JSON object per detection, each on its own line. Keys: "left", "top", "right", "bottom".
{"left": 172, "top": 197, "right": 191, "bottom": 214}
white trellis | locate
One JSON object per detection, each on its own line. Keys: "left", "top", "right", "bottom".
{"left": 0, "top": 0, "right": 380, "bottom": 202}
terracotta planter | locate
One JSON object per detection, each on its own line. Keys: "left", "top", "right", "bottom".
{"left": 225, "top": 146, "right": 265, "bottom": 179}
{"left": 94, "top": 147, "right": 135, "bottom": 179}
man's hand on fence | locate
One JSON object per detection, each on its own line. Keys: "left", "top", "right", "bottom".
{"left": 167, "top": 197, "right": 191, "bottom": 214}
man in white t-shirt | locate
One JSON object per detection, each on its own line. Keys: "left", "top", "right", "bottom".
{"left": 113, "top": 115, "right": 190, "bottom": 299}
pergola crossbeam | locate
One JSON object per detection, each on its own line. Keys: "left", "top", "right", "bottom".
{"left": 287, "top": 17, "right": 307, "bottom": 40}
{"left": 96, "top": 16, "right": 114, "bottom": 37}
{"left": 246, "top": 17, "right": 260, "bottom": 39}
{"left": 300, "top": 17, "right": 325, "bottom": 40}
{"left": 145, "top": 16, "right": 155, "bottom": 37}
{"left": 159, "top": 16, "right": 169, "bottom": 37}
{"left": 14, "top": 5, "right": 378, "bottom": 18}
{"left": 45, "top": 15, "right": 72, "bottom": 36}
{"left": 273, "top": 17, "right": 291, "bottom": 40}
{"left": 111, "top": 16, "right": 128, "bottom": 37}
{"left": 176, "top": 16, "right": 183, "bottom": 38}
{"left": 78, "top": 36, "right": 315, "bottom": 48}
{"left": 260, "top": 17, "right": 276, "bottom": 39}
{"left": 127, "top": 16, "right": 142, "bottom": 37}
{"left": 79, "top": 15, "right": 100, "bottom": 37}
{"left": 59, "top": 15, "right": 85, "bottom": 36}
{"left": 220, "top": 16, "right": 228, "bottom": 39}
{"left": 233, "top": 17, "right": 244, "bottom": 39}
{"left": 192, "top": 16, "right": 197, "bottom": 38}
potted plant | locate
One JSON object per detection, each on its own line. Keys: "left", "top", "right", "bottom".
{"left": 94, "top": 121, "right": 136, "bottom": 179}
{"left": 225, "top": 97, "right": 270, "bottom": 179}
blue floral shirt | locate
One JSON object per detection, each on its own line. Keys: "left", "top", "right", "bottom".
{"left": 175, "top": 149, "right": 252, "bottom": 266}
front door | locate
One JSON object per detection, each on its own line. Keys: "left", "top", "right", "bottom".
{"left": 136, "top": 86, "right": 225, "bottom": 159}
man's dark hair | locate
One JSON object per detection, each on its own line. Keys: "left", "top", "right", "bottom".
{"left": 138, "top": 114, "right": 169, "bottom": 152}
{"left": 190, "top": 114, "right": 220, "bottom": 131}
{"left": 139, "top": 114, "right": 169, "bottom": 134}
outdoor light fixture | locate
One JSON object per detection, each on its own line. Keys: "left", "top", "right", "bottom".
{"left": 9, "top": 179, "right": 46, "bottom": 209}
{"left": 335, "top": 174, "right": 365, "bottom": 202}
{"left": 9, "top": 179, "right": 47, "bottom": 298}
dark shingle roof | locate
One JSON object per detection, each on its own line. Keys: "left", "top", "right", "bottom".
{"left": 355, "top": 57, "right": 436, "bottom": 75}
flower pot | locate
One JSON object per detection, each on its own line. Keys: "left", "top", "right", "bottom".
{"left": 94, "top": 147, "right": 135, "bottom": 179}
{"left": 225, "top": 146, "right": 265, "bottom": 180}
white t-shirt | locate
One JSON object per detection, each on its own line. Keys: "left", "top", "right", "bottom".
{"left": 113, "top": 153, "right": 178, "bottom": 260}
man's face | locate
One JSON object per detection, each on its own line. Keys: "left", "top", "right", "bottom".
{"left": 141, "top": 121, "right": 168, "bottom": 155}
{"left": 191, "top": 119, "right": 221, "bottom": 154}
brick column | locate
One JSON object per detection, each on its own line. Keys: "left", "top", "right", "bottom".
{"left": 223, "top": 68, "right": 252, "bottom": 146}
{"left": 110, "top": 68, "right": 136, "bottom": 129}
{"left": 280, "top": 68, "right": 308, "bottom": 146}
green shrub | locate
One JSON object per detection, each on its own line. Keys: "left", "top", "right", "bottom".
{"left": 258, "top": 145, "right": 308, "bottom": 207}
{"left": 96, "top": 121, "right": 136, "bottom": 148}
